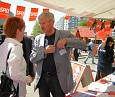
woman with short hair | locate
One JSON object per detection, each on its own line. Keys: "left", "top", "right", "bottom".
{"left": 0, "top": 17, "right": 33, "bottom": 97}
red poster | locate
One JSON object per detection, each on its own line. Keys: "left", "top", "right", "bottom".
{"left": 29, "top": 8, "right": 38, "bottom": 21}
{"left": 64, "top": 15, "right": 70, "bottom": 20}
{"left": 87, "top": 18, "right": 95, "bottom": 27}
{"left": 104, "top": 20, "right": 111, "bottom": 31}
{"left": 15, "top": 5, "right": 25, "bottom": 18}
{"left": 43, "top": 8, "right": 49, "bottom": 12}
{"left": 0, "top": 2, "right": 11, "bottom": 19}
{"left": 95, "top": 20, "right": 102, "bottom": 32}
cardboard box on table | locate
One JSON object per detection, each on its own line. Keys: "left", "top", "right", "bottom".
{"left": 66, "top": 61, "right": 94, "bottom": 97}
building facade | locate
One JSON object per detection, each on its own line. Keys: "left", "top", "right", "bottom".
{"left": 55, "top": 16, "right": 88, "bottom": 30}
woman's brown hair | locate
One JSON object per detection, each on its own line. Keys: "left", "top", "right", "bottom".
{"left": 3, "top": 16, "right": 25, "bottom": 38}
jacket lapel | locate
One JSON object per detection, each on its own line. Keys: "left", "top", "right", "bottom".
{"left": 40, "top": 34, "right": 45, "bottom": 46}
{"left": 54, "top": 30, "right": 60, "bottom": 46}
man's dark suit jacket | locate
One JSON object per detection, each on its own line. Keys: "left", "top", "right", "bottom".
{"left": 21, "top": 36, "right": 35, "bottom": 77}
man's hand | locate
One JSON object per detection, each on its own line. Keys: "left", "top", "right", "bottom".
{"left": 27, "top": 77, "right": 35, "bottom": 86}
{"left": 57, "top": 38, "right": 67, "bottom": 49}
{"left": 44, "top": 45, "right": 55, "bottom": 54}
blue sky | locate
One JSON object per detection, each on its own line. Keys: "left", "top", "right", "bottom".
{"left": 1, "top": 0, "right": 65, "bottom": 35}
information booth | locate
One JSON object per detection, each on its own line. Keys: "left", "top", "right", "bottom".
{"left": 66, "top": 61, "right": 94, "bottom": 96}
{"left": 66, "top": 61, "right": 115, "bottom": 97}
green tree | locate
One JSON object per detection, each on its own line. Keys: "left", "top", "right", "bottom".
{"left": 0, "top": 23, "right": 3, "bottom": 29}
{"left": 77, "top": 20, "right": 87, "bottom": 26}
{"left": 31, "top": 21, "right": 42, "bottom": 35}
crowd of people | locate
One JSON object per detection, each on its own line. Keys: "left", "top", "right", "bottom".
{"left": 0, "top": 12, "right": 114, "bottom": 97}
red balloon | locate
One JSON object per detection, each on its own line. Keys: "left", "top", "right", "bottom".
{"left": 97, "top": 20, "right": 102, "bottom": 25}
{"left": 95, "top": 27, "right": 101, "bottom": 32}
{"left": 87, "top": 21, "right": 93, "bottom": 27}
{"left": 96, "top": 30, "right": 106, "bottom": 41}
{"left": 104, "top": 27, "right": 111, "bottom": 32}
{"left": 104, "top": 28, "right": 112, "bottom": 36}
{"left": 95, "top": 20, "right": 102, "bottom": 32}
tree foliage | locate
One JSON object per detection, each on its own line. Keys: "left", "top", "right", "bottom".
{"left": 77, "top": 20, "right": 87, "bottom": 26}
{"left": 0, "top": 23, "right": 3, "bottom": 29}
{"left": 31, "top": 21, "right": 42, "bottom": 35}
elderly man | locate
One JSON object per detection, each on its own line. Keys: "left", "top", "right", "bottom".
{"left": 30, "top": 12, "right": 87, "bottom": 97}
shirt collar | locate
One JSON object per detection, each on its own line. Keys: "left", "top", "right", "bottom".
{"left": 5, "top": 38, "right": 22, "bottom": 47}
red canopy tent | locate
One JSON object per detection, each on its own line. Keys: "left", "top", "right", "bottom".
{"left": 78, "top": 27, "right": 95, "bottom": 38}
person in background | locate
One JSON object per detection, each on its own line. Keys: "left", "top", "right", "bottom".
{"left": 0, "top": 17, "right": 33, "bottom": 97}
{"left": 112, "top": 43, "right": 115, "bottom": 72}
{"left": 84, "top": 39, "right": 95, "bottom": 64}
{"left": 95, "top": 37, "right": 114, "bottom": 81}
{"left": 21, "top": 36, "right": 35, "bottom": 83}
{"left": 73, "top": 48, "right": 80, "bottom": 61}
{"left": 30, "top": 12, "right": 87, "bottom": 97}
{"left": 0, "top": 28, "right": 5, "bottom": 45}
{"left": 73, "top": 30, "right": 81, "bottom": 61}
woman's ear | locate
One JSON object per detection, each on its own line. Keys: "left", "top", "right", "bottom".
{"left": 15, "top": 29, "right": 20, "bottom": 40}
{"left": 16, "top": 29, "right": 20, "bottom": 36}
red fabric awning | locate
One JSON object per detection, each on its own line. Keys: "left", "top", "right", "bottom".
{"left": 78, "top": 27, "right": 95, "bottom": 38}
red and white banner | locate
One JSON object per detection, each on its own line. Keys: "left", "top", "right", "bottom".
{"left": 104, "top": 20, "right": 111, "bottom": 32}
{"left": 29, "top": 8, "right": 38, "bottom": 21}
{"left": 15, "top": 5, "right": 25, "bottom": 18}
{"left": 0, "top": 2, "right": 11, "bottom": 19}
{"left": 95, "top": 20, "right": 102, "bottom": 32}
{"left": 86, "top": 18, "right": 95, "bottom": 27}
{"left": 64, "top": 15, "right": 70, "bottom": 20}
{"left": 43, "top": 8, "right": 49, "bottom": 12}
